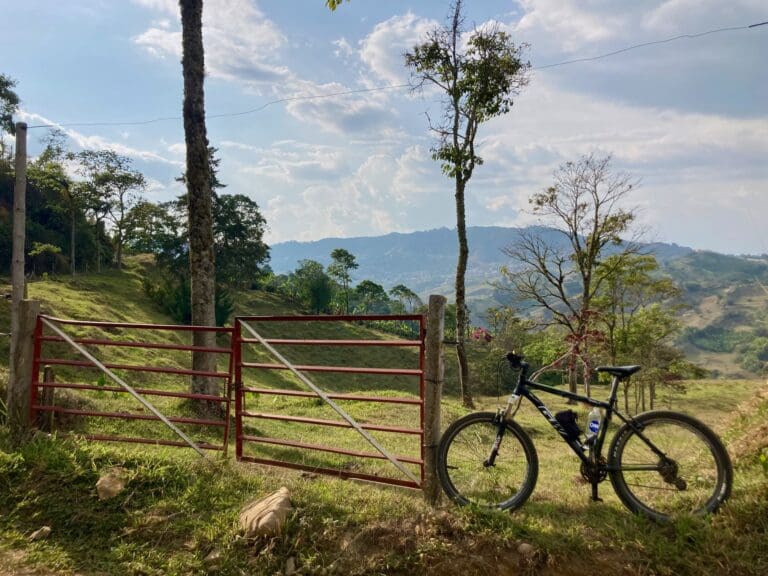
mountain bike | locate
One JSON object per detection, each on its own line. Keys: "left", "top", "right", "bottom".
{"left": 437, "top": 352, "right": 733, "bottom": 522}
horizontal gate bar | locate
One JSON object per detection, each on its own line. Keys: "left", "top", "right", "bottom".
{"left": 33, "top": 405, "right": 226, "bottom": 427}
{"left": 241, "top": 362, "right": 422, "bottom": 377}
{"left": 241, "top": 411, "right": 422, "bottom": 435}
{"left": 39, "top": 316, "right": 210, "bottom": 457}
{"left": 238, "top": 314, "right": 422, "bottom": 322}
{"left": 241, "top": 387, "right": 422, "bottom": 405}
{"left": 39, "top": 315, "right": 233, "bottom": 332}
{"left": 38, "top": 358, "right": 230, "bottom": 379}
{"left": 241, "top": 434, "right": 423, "bottom": 464}
{"left": 39, "top": 335, "right": 231, "bottom": 354}
{"left": 35, "top": 381, "right": 227, "bottom": 402}
{"left": 68, "top": 434, "right": 224, "bottom": 451}
{"left": 241, "top": 338, "right": 421, "bottom": 347}
{"left": 238, "top": 455, "right": 421, "bottom": 489}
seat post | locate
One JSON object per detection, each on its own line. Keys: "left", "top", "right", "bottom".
{"left": 608, "top": 374, "right": 623, "bottom": 407}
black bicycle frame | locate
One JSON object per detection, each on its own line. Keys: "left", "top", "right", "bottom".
{"left": 510, "top": 364, "right": 667, "bottom": 469}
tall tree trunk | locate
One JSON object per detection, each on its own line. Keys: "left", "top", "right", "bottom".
{"left": 96, "top": 222, "right": 101, "bottom": 273}
{"left": 454, "top": 178, "right": 473, "bottom": 408}
{"left": 70, "top": 208, "right": 76, "bottom": 276}
{"left": 116, "top": 230, "right": 123, "bottom": 269}
{"left": 180, "top": 0, "right": 217, "bottom": 405}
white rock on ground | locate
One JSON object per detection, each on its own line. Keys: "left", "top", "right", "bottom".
{"left": 239, "top": 487, "right": 292, "bottom": 538}
{"left": 29, "top": 526, "right": 51, "bottom": 541}
{"left": 96, "top": 467, "right": 130, "bottom": 500}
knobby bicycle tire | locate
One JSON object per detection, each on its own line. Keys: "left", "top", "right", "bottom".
{"left": 608, "top": 410, "right": 733, "bottom": 522}
{"left": 437, "top": 412, "right": 539, "bottom": 510}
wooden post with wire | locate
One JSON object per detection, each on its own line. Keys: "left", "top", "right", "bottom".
{"left": 423, "top": 294, "right": 446, "bottom": 505}
{"left": 7, "top": 121, "right": 33, "bottom": 444}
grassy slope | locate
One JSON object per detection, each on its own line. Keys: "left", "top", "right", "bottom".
{"left": 0, "top": 260, "right": 766, "bottom": 575}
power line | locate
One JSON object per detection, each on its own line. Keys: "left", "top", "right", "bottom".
{"left": 26, "top": 20, "right": 767, "bottom": 131}
{"left": 534, "top": 22, "right": 766, "bottom": 70}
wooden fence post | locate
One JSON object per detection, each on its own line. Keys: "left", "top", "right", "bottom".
{"left": 10, "top": 122, "right": 27, "bottom": 334}
{"left": 423, "top": 294, "right": 446, "bottom": 506}
{"left": 7, "top": 299, "right": 40, "bottom": 444}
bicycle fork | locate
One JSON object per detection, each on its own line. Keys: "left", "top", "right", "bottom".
{"left": 484, "top": 413, "right": 507, "bottom": 467}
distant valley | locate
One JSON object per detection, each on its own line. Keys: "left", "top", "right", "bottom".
{"left": 272, "top": 226, "right": 768, "bottom": 377}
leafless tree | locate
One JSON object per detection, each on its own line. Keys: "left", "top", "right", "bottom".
{"left": 501, "top": 153, "right": 641, "bottom": 397}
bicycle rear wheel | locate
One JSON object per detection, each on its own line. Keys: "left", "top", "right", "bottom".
{"left": 437, "top": 412, "right": 538, "bottom": 510}
{"left": 608, "top": 411, "right": 732, "bottom": 522}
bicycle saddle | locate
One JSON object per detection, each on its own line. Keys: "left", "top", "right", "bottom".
{"left": 596, "top": 365, "right": 641, "bottom": 378}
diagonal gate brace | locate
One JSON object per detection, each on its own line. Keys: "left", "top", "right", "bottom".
{"left": 239, "top": 320, "right": 420, "bottom": 485}
{"left": 40, "top": 317, "right": 208, "bottom": 458}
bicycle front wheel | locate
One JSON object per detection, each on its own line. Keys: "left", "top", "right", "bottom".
{"left": 608, "top": 410, "right": 733, "bottom": 522}
{"left": 437, "top": 412, "right": 538, "bottom": 511}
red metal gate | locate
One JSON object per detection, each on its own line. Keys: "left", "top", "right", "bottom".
{"left": 233, "top": 315, "right": 426, "bottom": 488}
{"left": 31, "top": 315, "right": 233, "bottom": 453}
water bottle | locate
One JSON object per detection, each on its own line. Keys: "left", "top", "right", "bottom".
{"left": 586, "top": 406, "right": 602, "bottom": 442}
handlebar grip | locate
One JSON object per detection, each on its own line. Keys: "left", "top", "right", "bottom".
{"left": 505, "top": 351, "right": 523, "bottom": 368}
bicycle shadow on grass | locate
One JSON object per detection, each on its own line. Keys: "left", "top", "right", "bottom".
{"left": 453, "top": 496, "right": 722, "bottom": 575}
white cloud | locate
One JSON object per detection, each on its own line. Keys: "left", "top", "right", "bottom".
{"left": 359, "top": 12, "right": 437, "bottom": 86}
{"left": 642, "top": 0, "right": 766, "bottom": 33}
{"left": 18, "top": 110, "right": 183, "bottom": 167}
{"left": 134, "top": 0, "right": 290, "bottom": 89}
{"left": 513, "top": 0, "right": 624, "bottom": 52}
{"left": 461, "top": 76, "right": 768, "bottom": 252}
{"left": 283, "top": 80, "right": 399, "bottom": 136}
{"left": 332, "top": 37, "right": 354, "bottom": 59}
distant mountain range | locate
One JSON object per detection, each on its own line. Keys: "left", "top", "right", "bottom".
{"left": 271, "top": 226, "right": 768, "bottom": 377}
{"left": 270, "top": 226, "right": 695, "bottom": 297}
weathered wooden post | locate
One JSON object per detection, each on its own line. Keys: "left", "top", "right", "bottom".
{"left": 423, "top": 294, "right": 446, "bottom": 505}
{"left": 10, "top": 122, "right": 26, "bottom": 335}
{"left": 7, "top": 122, "right": 35, "bottom": 445}
{"left": 8, "top": 300, "right": 40, "bottom": 443}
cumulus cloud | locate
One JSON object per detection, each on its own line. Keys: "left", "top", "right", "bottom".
{"left": 513, "top": 0, "right": 626, "bottom": 53}
{"left": 227, "top": 140, "right": 346, "bottom": 183}
{"left": 458, "top": 75, "right": 768, "bottom": 252}
{"left": 359, "top": 12, "right": 437, "bottom": 86}
{"left": 282, "top": 80, "right": 400, "bottom": 136}
{"left": 134, "top": 0, "right": 290, "bottom": 89}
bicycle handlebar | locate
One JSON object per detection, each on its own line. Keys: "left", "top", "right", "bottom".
{"left": 505, "top": 351, "right": 529, "bottom": 376}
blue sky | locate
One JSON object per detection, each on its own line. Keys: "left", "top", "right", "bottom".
{"left": 2, "top": 0, "right": 767, "bottom": 254}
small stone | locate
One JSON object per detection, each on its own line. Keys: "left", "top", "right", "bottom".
{"left": 29, "top": 526, "right": 52, "bottom": 541}
{"left": 96, "top": 467, "right": 130, "bottom": 500}
{"left": 239, "top": 487, "right": 292, "bottom": 538}
{"left": 517, "top": 542, "right": 536, "bottom": 558}
{"left": 204, "top": 549, "right": 222, "bottom": 572}
{"left": 284, "top": 556, "right": 297, "bottom": 575}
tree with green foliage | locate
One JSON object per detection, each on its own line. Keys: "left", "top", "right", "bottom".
{"left": 354, "top": 280, "right": 391, "bottom": 314}
{"left": 28, "top": 242, "right": 62, "bottom": 275}
{"left": 593, "top": 253, "right": 681, "bottom": 366}
{"left": 214, "top": 193, "right": 270, "bottom": 287}
{"left": 501, "top": 154, "right": 639, "bottom": 398}
{"left": 327, "top": 248, "right": 358, "bottom": 314}
{"left": 125, "top": 200, "right": 182, "bottom": 257}
{"left": 0, "top": 73, "right": 19, "bottom": 134}
{"left": 294, "top": 259, "right": 334, "bottom": 313}
{"left": 75, "top": 149, "right": 145, "bottom": 271}
{"left": 405, "top": 0, "right": 529, "bottom": 408}
{"left": 389, "top": 284, "right": 422, "bottom": 313}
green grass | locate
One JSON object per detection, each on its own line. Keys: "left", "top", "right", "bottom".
{"left": 0, "top": 260, "right": 766, "bottom": 575}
